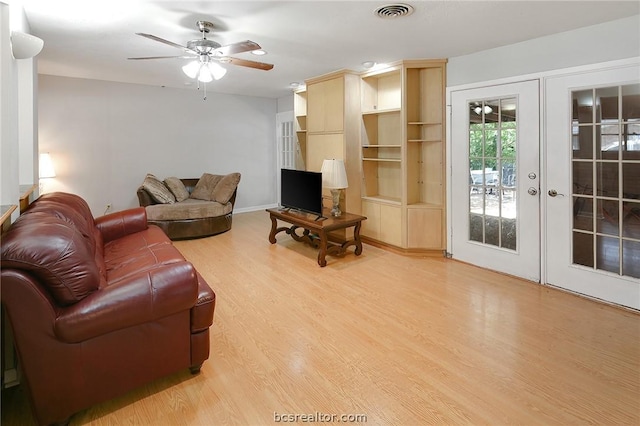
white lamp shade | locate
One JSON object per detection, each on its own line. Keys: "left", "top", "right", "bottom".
{"left": 197, "top": 64, "right": 213, "bottom": 82}
{"left": 39, "top": 153, "right": 56, "bottom": 178}
{"left": 183, "top": 60, "right": 227, "bottom": 82}
{"left": 182, "top": 61, "right": 200, "bottom": 79}
{"left": 208, "top": 62, "right": 227, "bottom": 80}
{"left": 321, "top": 159, "right": 348, "bottom": 189}
{"left": 11, "top": 31, "right": 44, "bottom": 59}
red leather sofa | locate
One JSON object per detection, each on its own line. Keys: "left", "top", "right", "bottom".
{"left": 0, "top": 192, "right": 215, "bottom": 425}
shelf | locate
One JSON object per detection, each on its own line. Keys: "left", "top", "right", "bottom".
{"left": 362, "top": 145, "right": 401, "bottom": 148}
{"left": 408, "top": 139, "right": 441, "bottom": 143}
{"left": 407, "top": 122, "right": 441, "bottom": 126}
{"left": 362, "top": 158, "right": 401, "bottom": 162}
{"left": 407, "top": 202, "right": 443, "bottom": 208}
{"left": 362, "top": 108, "right": 401, "bottom": 115}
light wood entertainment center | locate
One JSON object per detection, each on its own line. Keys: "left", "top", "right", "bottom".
{"left": 294, "top": 59, "right": 447, "bottom": 254}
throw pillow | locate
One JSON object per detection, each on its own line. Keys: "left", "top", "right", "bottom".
{"left": 212, "top": 172, "right": 241, "bottom": 204}
{"left": 142, "top": 174, "right": 175, "bottom": 204}
{"left": 190, "top": 173, "right": 223, "bottom": 201}
{"left": 164, "top": 176, "right": 190, "bottom": 202}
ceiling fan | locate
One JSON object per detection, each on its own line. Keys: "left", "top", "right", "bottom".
{"left": 128, "top": 20, "right": 273, "bottom": 84}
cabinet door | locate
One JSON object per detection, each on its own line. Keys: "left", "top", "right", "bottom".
{"left": 323, "top": 77, "right": 344, "bottom": 132}
{"left": 362, "top": 201, "right": 402, "bottom": 246}
{"left": 407, "top": 208, "right": 443, "bottom": 249}
{"left": 379, "top": 204, "right": 402, "bottom": 247}
{"left": 361, "top": 200, "right": 381, "bottom": 240}
{"left": 307, "top": 82, "right": 324, "bottom": 133}
{"left": 306, "top": 134, "right": 344, "bottom": 172}
{"left": 307, "top": 78, "right": 344, "bottom": 133}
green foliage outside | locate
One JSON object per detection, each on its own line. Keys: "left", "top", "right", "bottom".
{"left": 469, "top": 122, "right": 516, "bottom": 172}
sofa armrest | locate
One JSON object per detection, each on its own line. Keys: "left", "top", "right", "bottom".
{"left": 54, "top": 262, "right": 198, "bottom": 343}
{"left": 137, "top": 187, "right": 155, "bottom": 207}
{"left": 95, "top": 207, "right": 148, "bottom": 242}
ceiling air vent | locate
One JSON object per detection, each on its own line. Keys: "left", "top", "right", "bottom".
{"left": 374, "top": 3, "right": 414, "bottom": 18}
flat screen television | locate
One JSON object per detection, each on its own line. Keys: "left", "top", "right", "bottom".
{"left": 280, "top": 168, "right": 323, "bottom": 216}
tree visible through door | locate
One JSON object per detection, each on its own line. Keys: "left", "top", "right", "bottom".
{"left": 468, "top": 98, "right": 518, "bottom": 250}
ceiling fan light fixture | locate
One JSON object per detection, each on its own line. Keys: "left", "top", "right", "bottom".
{"left": 208, "top": 62, "right": 227, "bottom": 80}
{"left": 473, "top": 105, "right": 493, "bottom": 115}
{"left": 251, "top": 49, "right": 266, "bottom": 56}
{"left": 182, "top": 60, "right": 200, "bottom": 79}
{"left": 198, "top": 65, "right": 214, "bottom": 83}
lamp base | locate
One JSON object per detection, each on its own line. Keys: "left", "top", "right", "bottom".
{"left": 330, "top": 189, "right": 342, "bottom": 217}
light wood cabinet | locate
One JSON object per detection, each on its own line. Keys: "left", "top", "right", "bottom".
{"left": 293, "top": 89, "right": 307, "bottom": 170}
{"left": 304, "top": 71, "right": 361, "bottom": 216}
{"left": 361, "top": 200, "right": 402, "bottom": 247}
{"left": 307, "top": 77, "right": 344, "bottom": 133}
{"left": 359, "top": 59, "right": 447, "bottom": 252}
{"left": 361, "top": 66, "right": 403, "bottom": 205}
{"left": 301, "top": 60, "right": 446, "bottom": 252}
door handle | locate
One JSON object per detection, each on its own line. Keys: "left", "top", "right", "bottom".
{"left": 548, "top": 189, "right": 565, "bottom": 197}
{"left": 528, "top": 187, "right": 538, "bottom": 196}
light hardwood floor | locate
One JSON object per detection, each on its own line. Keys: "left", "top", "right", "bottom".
{"left": 2, "top": 210, "right": 639, "bottom": 425}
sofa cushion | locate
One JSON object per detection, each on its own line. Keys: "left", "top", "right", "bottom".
{"left": 190, "top": 173, "right": 223, "bottom": 201}
{"left": 145, "top": 198, "right": 233, "bottom": 221}
{"left": 36, "top": 192, "right": 95, "bottom": 222}
{"left": 164, "top": 177, "right": 190, "bottom": 202}
{"left": 1, "top": 213, "right": 100, "bottom": 306}
{"left": 212, "top": 172, "right": 241, "bottom": 204}
{"left": 142, "top": 174, "right": 175, "bottom": 204}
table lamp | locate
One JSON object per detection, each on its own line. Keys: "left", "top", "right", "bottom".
{"left": 321, "top": 159, "right": 348, "bottom": 217}
{"left": 39, "top": 153, "right": 56, "bottom": 179}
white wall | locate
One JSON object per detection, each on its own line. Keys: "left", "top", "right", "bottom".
{"left": 277, "top": 93, "right": 294, "bottom": 113}
{"left": 0, "top": 2, "right": 20, "bottom": 218}
{"left": 447, "top": 15, "right": 640, "bottom": 87}
{"left": 38, "top": 75, "right": 277, "bottom": 216}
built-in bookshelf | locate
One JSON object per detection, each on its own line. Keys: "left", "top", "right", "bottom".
{"left": 293, "top": 89, "right": 307, "bottom": 169}
{"left": 359, "top": 60, "right": 447, "bottom": 251}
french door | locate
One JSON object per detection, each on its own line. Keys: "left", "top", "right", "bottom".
{"left": 450, "top": 80, "right": 540, "bottom": 281}
{"left": 545, "top": 63, "right": 640, "bottom": 310}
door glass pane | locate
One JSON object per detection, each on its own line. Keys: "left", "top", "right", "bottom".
{"left": 622, "top": 85, "right": 640, "bottom": 160}
{"left": 622, "top": 201, "right": 640, "bottom": 239}
{"left": 596, "top": 123, "right": 620, "bottom": 159}
{"left": 621, "top": 84, "right": 640, "bottom": 121}
{"left": 573, "top": 197, "right": 593, "bottom": 232}
{"left": 596, "top": 162, "right": 619, "bottom": 197}
{"left": 573, "top": 89, "right": 593, "bottom": 124}
{"left": 573, "top": 231, "right": 594, "bottom": 267}
{"left": 573, "top": 161, "right": 593, "bottom": 195}
{"left": 573, "top": 125, "right": 593, "bottom": 159}
{"left": 596, "top": 235, "right": 619, "bottom": 274}
{"left": 623, "top": 123, "right": 640, "bottom": 160}
{"left": 571, "top": 85, "right": 640, "bottom": 279}
{"left": 597, "top": 87, "right": 619, "bottom": 120}
{"left": 468, "top": 97, "right": 517, "bottom": 250}
{"left": 596, "top": 199, "right": 619, "bottom": 236}
{"left": 622, "top": 240, "right": 640, "bottom": 277}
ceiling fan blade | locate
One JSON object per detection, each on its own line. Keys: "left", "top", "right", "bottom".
{"left": 135, "top": 33, "right": 193, "bottom": 52}
{"left": 223, "top": 57, "right": 274, "bottom": 71}
{"left": 128, "top": 55, "right": 196, "bottom": 60}
{"left": 215, "top": 40, "right": 262, "bottom": 56}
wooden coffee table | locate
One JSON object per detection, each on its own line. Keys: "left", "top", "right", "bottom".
{"left": 266, "top": 208, "right": 367, "bottom": 267}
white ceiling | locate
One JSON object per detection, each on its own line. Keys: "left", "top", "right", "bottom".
{"left": 20, "top": 1, "right": 640, "bottom": 99}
